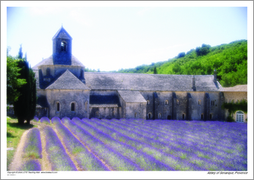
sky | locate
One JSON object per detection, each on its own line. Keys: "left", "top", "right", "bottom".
{"left": 3, "top": 1, "right": 250, "bottom": 72}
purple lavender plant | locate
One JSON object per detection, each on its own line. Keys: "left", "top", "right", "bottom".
{"left": 23, "top": 128, "right": 42, "bottom": 159}
{"left": 40, "top": 117, "right": 50, "bottom": 124}
{"left": 44, "top": 126, "right": 77, "bottom": 171}
{"left": 33, "top": 116, "right": 39, "bottom": 122}
{"left": 51, "top": 117, "right": 61, "bottom": 124}
{"left": 19, "top": 160, "right": 41, "bottom": 171}
{"left": 61, "top": 117, "right": 70, "bottom": 124}
{"left": 72, "top": 117, "right": 81, "bottom": 121}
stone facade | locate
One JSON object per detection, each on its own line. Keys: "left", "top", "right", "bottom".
{"left": 30, "top": 27, "right": 248, "bottom": 121}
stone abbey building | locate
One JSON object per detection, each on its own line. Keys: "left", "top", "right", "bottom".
{"left": 32, "top": 27, "right": 247, "bottom": 122}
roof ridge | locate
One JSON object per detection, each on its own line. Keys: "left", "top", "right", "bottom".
{"left": 85, "top": 72, "right": 214, "bottom": 77}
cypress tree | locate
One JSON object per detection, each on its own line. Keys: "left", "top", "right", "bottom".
{"left": 153, "top": 67, "right": 157, "bottom": 74}
{"left": 13, "top": 46, "right": 36, "bottom": 124}
{"left": 27, "top": 68, "right": 37, "bottom": 124}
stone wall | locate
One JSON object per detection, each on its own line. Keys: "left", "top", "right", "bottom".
{"left": 125, "top": 102, "right": 146, "bottom": 119}
{"left": 208, "top": 92, "right": 224, "bottom": 120}
{"left": 141, "top": 91, "right": 224, "bottom": 120}
{"left": 188, "top": 92, "right": 205, "bottom": 120}
{"left": 46, "top": 89, "right": 90, "bottom": 119}
{"left": 117, "top": 93, "right": 146, "bottom": 119}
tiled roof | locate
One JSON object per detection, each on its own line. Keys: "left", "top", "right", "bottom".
{"left": 85, "top": 72, "right": 222, "bottom": 92}
{"left": 46, "top": 70, "right": 90, "bottom": 90}
{"left": 32, "top": 55, "right": 84, "bottom": 69}
{"left": 118, "top": 90, "right": 147, "bottom": 103}
{"left": 222, "top": 85, "right": 247, "bottom": 92}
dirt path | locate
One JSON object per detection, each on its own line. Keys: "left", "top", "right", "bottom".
{"left": 8, "top": 129, "right": 30, "bottom": 171}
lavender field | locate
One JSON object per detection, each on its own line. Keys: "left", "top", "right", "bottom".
{"left": 20, "top": 117, "right": 247, "bottom": 171}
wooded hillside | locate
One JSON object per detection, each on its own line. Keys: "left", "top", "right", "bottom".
{"left": 115, "top": 40, "right": 247, "bottom": 87}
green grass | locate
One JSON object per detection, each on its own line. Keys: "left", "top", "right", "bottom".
{"left": 7, "top": 117, "right": 35, "bottom": 170}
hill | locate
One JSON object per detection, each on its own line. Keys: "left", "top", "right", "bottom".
{"left": 114, "top": 40, "right": 247, "bottom": 87}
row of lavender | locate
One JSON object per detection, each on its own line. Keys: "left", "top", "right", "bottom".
{"left": 32, "top": 116, "right": 247, "bottom": 171}
{"left": 19, "top": 128, "right": 42, "bottom": 171}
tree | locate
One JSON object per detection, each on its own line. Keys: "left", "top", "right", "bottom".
{"left": 13, "top": 46, "right": 37, "bottom": 124}
{"left": 177, "top": 52, "right": 185, "bottom": 58}
{"left": 196, "top": 44, "right": 211, "bottom": 56}
{"left": 172, "top": 63, "right": 182, "bottom": 74}
{"left": 7, "top": 56, "right": 27, "bottom": 105}
{"left": 153, "top": 67, "right": 157, "bottom": 74}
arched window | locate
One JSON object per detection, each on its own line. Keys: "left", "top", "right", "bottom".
{"left": 147, "top": 100, "right": 150, "bottom": 105}
{"left": 201, "top": 113, "right": 204, "bottom": 120}
{"left": 71, "top": 102, "right": 75, "bottom": 111}
{"left": 182, "top": 114, "right": 185, "bottom": 120}
{"left": 148, "top": 112, "right": 152, "bottom": 119}
{"left": 236, "top": 111, "right": 244, "bottom": 122}
{"left": 56, "top": 102, "right": 60, "bottom": 112}
{"left": 61, "top": 41, "right": 67, "bottom": 51}
{"left": 209, "top": 114, "right": 213, "bottom": 120}
{"left": 165, "top": 100, "right": 169, "bottom": 105}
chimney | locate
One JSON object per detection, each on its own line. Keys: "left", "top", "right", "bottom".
{"left": 192, "top": 75, "right": 196, "bottom": 91}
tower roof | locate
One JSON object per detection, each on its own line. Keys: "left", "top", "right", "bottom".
{"left": 32, "top": 55, "right": 84, "bottom": 69}
{"left": 52, "top": 26, "right": 72, "bottom": 40}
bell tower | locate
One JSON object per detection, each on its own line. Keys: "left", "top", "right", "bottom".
{"left": 52, "top": 26, "right": 72, "bottom": 65}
